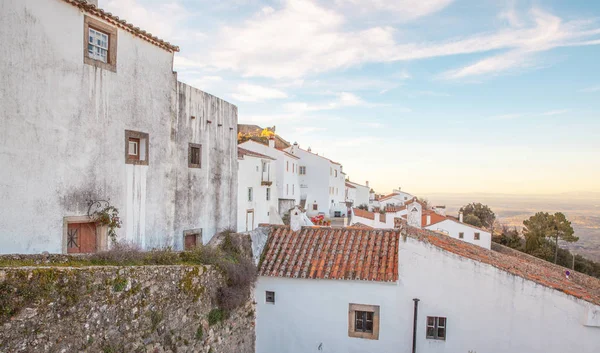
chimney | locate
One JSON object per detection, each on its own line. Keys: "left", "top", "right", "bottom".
{"left": 459, "top": 212, "right": 464, "bottom": 223}
{"left": 268, "top": 137, "right": 275, "bottom": 149}
{"left": 290, "top": 206, "right": 303, "bottom": 232}
{"left": 426, "top": 214, "right": 431, "bottom": 226}
{"left": 365, "top": 181, "right": 369, "bottom": 187}
{"left": 307, "top": 147, "right": 312, "bottom": 152}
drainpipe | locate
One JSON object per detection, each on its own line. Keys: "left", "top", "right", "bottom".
{"left": 412, "top": 298, "right": 420, "bottom": 353}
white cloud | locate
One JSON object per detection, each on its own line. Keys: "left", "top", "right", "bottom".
{"left": 334, "top": 0, "right": 454, "bottom": 21}
{"left": 283, "top": 92, "right": 368, "bottom": 112}
{"left": 189, "top": 3, "right": 600, "bottom": 80}
{"left": 580, "top": 85, "right": 600, "bottom": 93}
{"left": 489, "top": 109, "right": 568, "bottom": 120}
{"left": 231, "top": 84, "right": 288, "bottom": 102}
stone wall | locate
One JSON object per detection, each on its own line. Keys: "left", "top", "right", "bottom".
{"left": 0, "top": 265, "right": 255, "bottom": 353}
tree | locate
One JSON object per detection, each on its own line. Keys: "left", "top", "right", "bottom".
{"left": 493, "top": 225, "right": 523, "bottom": 250}
{"left": 522, "top": 212, "right": 578, "bottom": 262}
{"left": 417, "top": 197, "right": 431, "bottom": 210}
{"left": 356, "top": 204, "right": 369, "bottom": 211}
{"left": 463, "top": 214, "right": 483, "bottom": 228}
{"left": 459, "top": 203, "right": 496, "bottom": 229}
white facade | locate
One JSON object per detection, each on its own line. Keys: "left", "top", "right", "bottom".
{"left": 378, "top": 190, "right": 415, "bottom": 208}
{"left": 256, "top": 234, "right": 600, "bottom": 353}
{"left": 425, "top": 219, "right": 492, "bottom": 249}
{"left": 286, "top": 144, "right": 346, "bottom": 217}
{"left": 237, "top": 150, "right": 281, "bottom": 232}
{"left": 238, "top": 140, "right": 300, "bottom": 215}
{"left": 0, "top": 0, "right": 237, "bottom": 253}
{"left": 345, "top": 181, "right": 370, "bottom": 209}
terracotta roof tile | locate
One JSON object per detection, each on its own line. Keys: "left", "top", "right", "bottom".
{"left": 62, "top": 0, "right": 179, "bottom": 52}
{"left": 258, "top": 224, "right": 600, "bottom": 306}
{"left": 352, "top": 208, "right": 375, "bottom": 220}
{"left": 259, "top": 226, "right": 399, "bottom": 282}
{"left": 345, "top": 182, "right": 357, "bottom": 189}
{"left": 348, "top": 222, "right": 373, "bottom": 229}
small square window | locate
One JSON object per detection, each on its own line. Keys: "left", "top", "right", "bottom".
{"left": 125, "top": 130, "right": 149, "bottom": 165}
{"left": 266, "top": 291, "right": 275, "bottom": 304}
{"left": 426, "top": 316, "right": 447, "bottom": 340}
{"left": 313, "top": 204, "right": 318, "bottom": 211}
{"left": 189, "top": 143, "right": 202, "bottom": 168}
{"left": 474, "top": 232, "right": 480, "bottom": 240}
{"left": 458, "top": 232, "right": 464, "bottom": 239}
{"left": 299, "top": 166, "right": 306, "bottom": 175}
{"left": 348, "top": 304, "right": 380, "bottom": 340}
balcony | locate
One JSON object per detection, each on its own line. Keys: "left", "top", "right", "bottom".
{"left": 261, "top": 170, "right": 272, "bottom": 186}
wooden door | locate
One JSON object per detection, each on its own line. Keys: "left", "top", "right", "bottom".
{"left": 67, "top": 223, "right": 97, "bottom": 253}
{"left": 184, "top": 233, "right": 198, "bottom": 250}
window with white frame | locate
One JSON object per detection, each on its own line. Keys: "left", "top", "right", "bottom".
{"left": 248, "top": 187, "right": 253, "bottom": 202}
{"left": 426, "top": 316, "right": 447, "bottom": 340}
{"left": 125, "top": 130, "right": 149, "bottom": 165}
{"left": 88, "top": 27, "right": 109, "bottom": 63}
{"left": 84, "top": 16, "right": 117, "bottom": 72}
{"left": 266, "top": 188, "right": 271, "bottom": 201}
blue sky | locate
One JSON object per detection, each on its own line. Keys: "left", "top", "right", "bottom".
{"left": 104, "top": 0, "right": 600, "bottom": 195}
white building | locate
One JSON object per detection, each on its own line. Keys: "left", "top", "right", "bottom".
{"left": 285, "top": 144, "right": 346, "bottom": 217}
{"left": 253, "top": 224, "right": 600, "bottom": 353}
{"left": 238, "top": 139, "right": 300, "bottom": 216}
{"left": 423, "top": 210, "right": 492, "bottom": 249}
{"left": 237, "top": 148, "right": 282, "bottom": 232}
{"left": 351, "top": 198, "right": 492, "bottom": 249}
{"left": 345, "top": 180, "right": 371, "bottom": 209}
{"left": 0, "top": 0, "right": 237, "bottom": 253}
{"left": 377, "top": 188, "right": 415, "bottom": 208}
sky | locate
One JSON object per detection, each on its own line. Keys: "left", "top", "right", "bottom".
{"left": 104, "top": 0, "right": 600, "bottom": 196}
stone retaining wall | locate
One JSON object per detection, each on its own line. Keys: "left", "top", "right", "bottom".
{"left": 0, "top": 265, "right": 255, "bottom": 353}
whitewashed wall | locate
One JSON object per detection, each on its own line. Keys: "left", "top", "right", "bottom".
{"left": 238, "top": 140, "right": 300, "bottom": 210}
{"left": 286, "top": 147, "right": 331, "bottom": 216}
{"left": 237, "top": 155, "right": 278, "bottom": 232}
{"left": 425, "top": 219, "right": 492, "bottom": 249}
{"left": 0, "top": 0, "right": 237, "bottom": 253}
{"left": 256, "top": 236, "right": 600, "bottom": 353}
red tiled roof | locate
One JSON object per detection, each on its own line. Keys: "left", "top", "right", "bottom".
{"left": 378, "top": 193, "right": 399, "bottom": 201}
{"left": 259, "top": 226, "right": 399, "bottom": 282}
{"left": 258, "top": 223, "right": 600, "bottom": 305}
{"left": 349, "top": 222, "right": 374, "bottom": 229}
{"left": 352, "top": 208, "right": 375, "bottom": 220}
{"left": 385, "top": 205, "right": 407, "bottom": 213}
{"left": 421, "top": 210, "right": 447, "bottom": 227}
{"left": 345, "top": 182, "right": 357, "bottom": 189}
{"left": 62, "top": 0, "right": 179, "bottom": 52}
{"left": 238, "top": 147, "right": 275, "bottom": 160}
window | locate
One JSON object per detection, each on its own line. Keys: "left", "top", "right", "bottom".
{"left": 266, "top": 188, "right": 271, "bottom": 201}
{"left": 348, "top": 304, "right": 380, "bottom": 340}
{"left": 313, "top": 204, "right": 318, "bottom": 211}
{"left": 286, "top": 184, "right": 289, "bottom": 195}
{"left": 458, "top": 232, "right": 464, "bottom": 239}
{"left": 266, "top": 291, "right": 275, "bottom": 304}
{"left": 293, "top": 163, "right": 295, "bottom": 173}
{"left": 292, "top": 184, "right": 295, "bottom": 195}
{"left": 84, "top": 16, "right": 117, "bottom": 72}
{"left": 299, "top": 166, "right": 306, "bottom": 175}
{"left": 335, "top": 170, "right": 338, "bottom": 177}
{"left": 426, "top": 316, "right": 447, "bottom": 340}
{"left": 286, "top": 161, "right": 289, "bottom": 172}
{"left": 474, "top": 232, "right": 480, "bottom": 240}
{"left": 125, "top": 130, "right": 149, "bottom": 165}
{"left": 128, "top": 138, "right": 140, "bottom": 161}
{"left": 189, "top": 143, "right": 201, "bottom": 168}
{"left": 330, "top": 167, "right": 332, "bottom": 176}
{"left": 248, "top": 187, "right": 253, "bottom": 202}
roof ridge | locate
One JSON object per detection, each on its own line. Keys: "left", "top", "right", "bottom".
{"left": 63, "top": 0, "right": 179, "bottom": 52}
